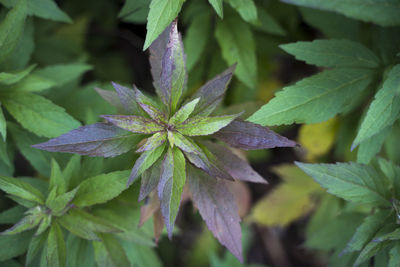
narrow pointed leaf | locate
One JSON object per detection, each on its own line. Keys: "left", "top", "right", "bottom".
{"left": 1, "top": 211, "right": 43, "bottom": 235}
{"left": 214, "top": 119, "right": 296, "bottom": 150}
{"left": 208, "top": 0, "right": 223, "bottom": 18}
{"left": 95, "top": 233, "right": 130, "bottom": 267}
{"left": 0, "top": 106, "right": 6, "bottom": 141}
{"left": 2, "top": 92, "right": 81, "bottom": 138}
{"left": 144, "top": 0, "right": 184, "bottom": 50}
{"left": 0, "top": 0, "right": 27, "bottom": 63}
{"left": 190, "top": 65, "right": 236, "bottom": 117}
{"left": 73, "top": 170, "right": 131, "bottom": 207}
{"left": 134, "top": 87, "right": 166, "bottom": 123}
{"left": 172, "top": 131, "right": 202, "bottom": 155}
{"left": 33, "top": 123, "right": 142, "bottom": 157}
{"left": 139, "top": 194, "right": 160, "bottom": 227}
{"left": 101, "top": 115, "right": 164, "bottom": 134}
{"left": 47, "top": 222, "right": 66, "bottom": 267}
{"left": 47, "top": 187, "right": 80, "bottom": 215}
{"left": 111, "top": 82, "right": 141, "bottom": 115}
{"left": 48, "top": 159, "right": 65, "bottom": 195}
{"left": 352, "top": 64, "right": 400, "bottom": 149}
{"left": 0, "top": 64, "right": 35, "bottom": 85}
{"left": 35, "top": 215, "right": 51, "bottom": 236}
{"left": 136, "top": 132, "right": 167, "bottom": 153}
{"left": 139, "top": 157, "right": 163, "bottom": 201}
{"left": 169, "top": 98, "right": 199, "bottom": 125}
{"left": 188, "top": 166, "right": 243, "bottom": 262}
{"left": 206, "top": 142, "right": 267, "bottom": 184}
{"left": 296, "top": 162, "right": 391, "bottom": 206}
{"left": 95, "top": 87, "right": 125, "bottom": 113}
{"left": 226, "top": 0, "right": 258, "bottom": 24}
{"left": 176, "top": 114, "right": 239, "bottom": 136}
{"left": 0, "top": 176, "right": 45, "bottom": 204}
{"left": 26, "top": 231, "right": 48, "bottom": 265}
{"left": 158, "top": 147, "right": 186, "bottom": 238}
{"left": 128, "top": 143, "right": 167, "bottom": 186}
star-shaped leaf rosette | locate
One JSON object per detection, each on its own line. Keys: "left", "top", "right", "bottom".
{"left": 33, "top": 20, "right": 296, "bottom": 262}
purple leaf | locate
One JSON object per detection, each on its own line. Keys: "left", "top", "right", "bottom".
{"left": 190, "top": 64, "right": 237, "bottom": 116}
{"left": 188, "top": 165, "right": 243, "bottom": 262}
{"left": 95, "top": 88, "right": 125, "bottom": 113}
{"left": 133, "top": 87, "right": 167, "bottom": 123}
{"left": 32, "top": 123, "right": 142, "bottom": 157}
{"left": 101, "top": 115, "right": 164, "bottom": 134}
{"left": 213, "top": 119, "right": 297, "bottom": 150}
{"left": 158, "top": 147, "right": 186, "bottom": 238}
{"left": 111, "top": 82, "right": 141, "bottom": 115}
{"left": 205, "top": 142, "right": 267, "bottom": 184}
{"left": 139, "top": 157, "right": 163, "bottom": 202}
{"left": 127, "top": 143, "right": 166, "bottom": 186}
{"left": 136, "top": 132, "right": 167, "bottom": 153}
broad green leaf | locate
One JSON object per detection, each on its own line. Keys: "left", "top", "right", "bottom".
{"left": 251, "top": 164, "right": 321, "bottom": 226}
{"left": 208, "top": 0, "right": 223, "bottom": 18}
{"left": 2, "top": 92, "right": 81, "bottom": 138}
{"left": 176, "top": 114, "right": 238, "bottom": 136}
{"left": 158, "top": 146, "right": 186, "bottom": 237}
{"left": 0, "top": 64, "right": 35, "bottom": 85}
{"left": 344, "top": 210, "right": 393, "bottom": 253}
{"left": 284, "top": 0, "right": 400, "bottom": 27}
{"left": 101, "top": 115, "right": 164, "bottom": 134}
{"left": 0, "top": 106, "right": 6, "bottom": 140}
{"left": 216, "top": 17, "right": 257, "bottom": 88}
{"left": 357, "top": 127, "right": 391, "bottom": 164}
{"left": 169, "top": 98, "right": 199, "bottom": 125}
{"left": 127, "top": 142, "right": 167, "bottom": 186}
{"left": 118, "top": 0, "right": 149, "bottom": 24}
{"left": 47, "top": 222, "right": 66, "bottom": 267}
{"left": 0, "top": 0, "right": 27, "bottom": 63}
{"left": 296, "top": 162, "right": 390, "bottom": 206}
{"left": 0, "top": 0, "right": 72, "bottom": 23}
{"left": 73, "top": 170, "right": 130, "bottom": 207}
{"left": 65, "top": 235, "right": 95, "bottom": 267}
{"left": 1, "top": 207, "right": 44, "bottom": 235}
{"left": 15, "top": 63, "right": 92, "bottom": 92}
{"left": 0, "top": 231, "right": 32, "bottom": 261}
{"left": 280, "top": 39, "right": 380, "bottom": 68}
{"left": 248, "top": 68, "right": 374, "bottom": 126}
{"left": 352, "top": 65, "right": 400, "bottom": 149}
{"left": 136, "top": 132, "right": 167, "bottom": 152}
{"left": 8, "top": 123, "right": 51, "bottom": 176}
{"left": 143, "top": 0, "right": 184, "bottom": 50}
{"left": 226, "top": 0, "right": 258, "bottom": 24}
{"left": 0, "top": 176, "right": 45, "bottom": 204}
{"left": 93, "top": 234, "right": 130, "bottom": 267}
{"left": 26, "top": 231, "right": 48, "bottom": 265}
{"left": 0, "top": 206, "right": 25, "bottom": 224}
{"left": 187, "top": 165, "right": 242, "bottom": 262}
{"left": 49, "top": 159, "right": 65, "bottom": 195}
{"left": 121, "top": 240, "right": 162, "bottom": 267}
{"left": 256, "top": 9, "right": 285, "bottom": 36}
{"left": 389, "top": 244, "right": 400, "bottom": 267}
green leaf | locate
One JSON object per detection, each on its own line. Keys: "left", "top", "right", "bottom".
{"left": 35, "top": 215, "right": 51, "bottom": 236}
{"left": 0, "top": 106, "right": 6, "bottom": 141}
{"left": 93, "top": 234, "right": 130, "bottom": 267}
{"left": 101, "top": 115, "right": 164, "bottom": 134}
{"left": 0, "top": 135, "right": 11, "bottom": 167}
{"left": 0, "top": 176, "right": 45, "bottom": 204}
{"left": 136, "top": 132, "right": 167, "bottom": 153}
{"left": 256, "top": 9, "right": 286, "bottom": 36}
{"left": 65, "top": 235, "right": 95, "bottom": 267}
{"left": 2, "top": 92, "right": 81, "bottom": 138}
{"left": 296, "top": 162, "right": 390, "bottom": 206}
{"left": 1, "top": 207, "right": 44, "bottom": 235}
{"left": 14, "top": 63, "right": 92, "bottom": 92}
{"left": 226, "top": 0, "right": 258, "bottom": 24}
{"left": 208, "top": 0, "right": 223, "bottom": 18}
{"left": 280, "top": 39, "right": 380, "bottom": 68}
{"left": 176, "top": 114, "right": 238, "bottom": 136}
{"left": 0, "top": 64, "right": 35, "bottom": 85}
{"left": 284, "top": 0, "right": 400, "bottom": 27}
{"left": 171, "top": 131, "right": 202, "bottom": 155}
{"left": 169, "top": 98, "right": 199, "bottom": 125}
{"left": 26, "top": 231, "right": 48, "bottom": 265}
{"left": 215, "top": 17, "right": 257, "bottom": 88}
{"left": 47, "top": 187, "right": 79, "bottom": 215}
{"left": 0, "top": 0, "right": 72, "bottom": 23}
{"left": 248, "top": 68, "right": 374, "bottom": 126}
{"left": 0, "top": 0, "right": 27, "bottom": 63}
{"left": 48, "top": 159, "right": 65, "bottom": 195}
{"left": 47, "top": 222, "right": 66, "bottom": 267}
{"left": 118, "top": 0, "right": 149, "bottom": 24}
{"left": 143, "top": 0, "right": 184, "bottom": 50}
{"left": 0, "top": 206, "right": 25, "bottom": 224}
{"left": 357, "top": 127, "right": 391, "bottom": 164}
{"left": 158, "top": 146, "right": 186, "bottom": 237}
{"left": 73, "top": 170, "right": 131, "bottom": 207}
{"left": 121, "top": 240, "right": 162, "bottom": 267}
{"left": 0, "top": 231, "right": 32, "bottom": 261}
{"left": 389, "top": 243, "right": 400, "bottom": 267}
{"left": 352, "top": 64, "right": 400, "bottom": 149}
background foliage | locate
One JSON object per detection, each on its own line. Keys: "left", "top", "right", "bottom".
{"left": 1, "top": 0, "right": 400, "bottom": 266}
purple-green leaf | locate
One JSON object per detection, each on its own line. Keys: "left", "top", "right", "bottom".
{"left": 127, "top": 142, "right": 167, "bottom": 186}
{"left": 171, "top": 131, "right": 202, "bottom": 155}
{"left": 139, "top": 157, "right": 163, "bottom": 201}
{"left": 158, "top": 147, "right": 186, "bottom": 238}
{"left": 213, "top": 119, "right": 297, "bottom": 150}
{"left": 205, "top": 142, "right": 267, "bottom": 184}
{"left": 95, "top": 88, "right": 125, "bottom": 113}
{"left": 32, "top": 123, "right": 142, "bottom": 157}
{"left": 190, "top": 64, "right": 236, "bottom": 116}
{"left": 133, "top": 87, "right": 166, "bottom": 123}
{"left": 111, "top": 82, "right": 141, "bottom": 115}
{"left": 101, "top": 115, "right": 164, "bottom": 134}
{"left": 176, "top": 114, "right": 239, "bottom": 136}
{"left": 188, "top": 165, "right": 243, "bottom": 262}
{"left": 169, "top": 98, "right": 200, "bottom": 125}
{"left": 136, "top": 132, "right": 167, "bottom": 153}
